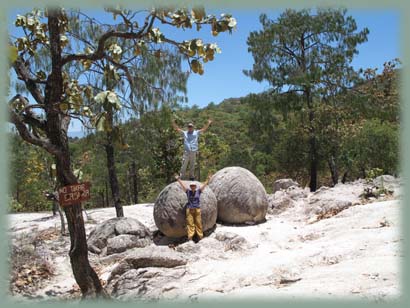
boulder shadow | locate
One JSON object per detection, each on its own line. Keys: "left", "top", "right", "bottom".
{"left": 216, "top": 218, "right": 267, "bottom": 227}
{"left": 152, "top": 224, "right": 217, "bottom": 246}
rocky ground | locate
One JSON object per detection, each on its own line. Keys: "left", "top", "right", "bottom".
{"left": 7, "top": 176, "right": 403, "bottom": 303}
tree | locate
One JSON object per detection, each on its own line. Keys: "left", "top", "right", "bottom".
{"left": 8, "top": 132, "right": 51, "bottom": 211}
{"left": 341, "top": 119, "right": 399, "bottom": 178}
{"left": 243, "top": 93, "right": 281, "bottom": 175}
{"left": 8, "top": 7, "right": 236, "bottom": 298}
{"left": 245, "top": 8, "right": 368, "bottom": 191}
{"left": 198, "top": 130, "right": 230, "bottom": 178}
{"left": 355, "top": 59, "right": 400, "bottom": 124}
{"left": 72, "top": 14, "right": 191, "bottom": 217}
{"left": 317, "top": 58, "right": 401, "bottom": 184}
{"left": 139, "top": 106, "right": 181, "bottom": 184}
{"left": 245, "top": 93, "right": 279, "bottom": 155}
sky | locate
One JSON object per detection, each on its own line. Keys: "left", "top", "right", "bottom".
{"left": 8, "top": 8, "right": 400, "bottom": 134}
{"left": 175, "top": 9, "right": 400, "bottom": 107}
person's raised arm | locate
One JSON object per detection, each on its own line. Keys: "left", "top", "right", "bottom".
{"left": 175, "top": 174, "right": 188, "bottom": 192}
{"left": 199, "top": 119, "right": 212, "bottom": 133}
{"left": 200, "top": 174, "right": 213, "bottom": 192}
{"left": 172, "top": 119, "right": 183, "bottom": 133}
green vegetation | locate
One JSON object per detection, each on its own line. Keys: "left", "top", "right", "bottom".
{"left": 244, "top": 8, "right": 370, "bottom": 191}
{"left": 9, "top": 62, "right": 400, "bottom": 210}
{"left": 8, "top": 6, "right": 239, "bottom": 297}
{"left": 8, "top": 7, "right": 400, "bottom": 214}
{"left": 6, "top": 6, "right": 400, "bottom": 300}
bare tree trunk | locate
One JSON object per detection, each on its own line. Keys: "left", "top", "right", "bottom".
{"left": 99, "top": 191, "right": 105, "bottom": 207}
{"left": 361, "top": 167, "right": 366, "bottom": 179}
{"left": 307, "top": 89, "right": 318, "bottom": 192}
{"left": 105, "top": 181, "right": 109, "bottom": 207}
{"left": 105, "top": 125, "right": 124, "bottom": 217}
{"left": 82, "top": 205, "right": 91, "bottom": 221}
{"left": 126, "top": 170, "right": 132, "bottom": 204}
{"left": 45, "top": 10, "right": 106, "bottom": 298}
{"left": 57, "top": 203, "right": 66, "bottom": 235}
{"left": 131, "top": 161, "right": 138, "bottom": 204}
{"left": 52, "top": 199, "right": 59, "bottom": 216}
{"left": 309, "top": 134, "right": 318, "bottom": 192}
{"left": 328, "top": 155, "right": 339, "bottom": 186}
{"left": 301, "top": 34, "right": 318, "bottom": 192}
{"left": 341, "top": 171, "right": 348, "bottom": 184}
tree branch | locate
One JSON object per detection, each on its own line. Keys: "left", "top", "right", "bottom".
{"left": 13, "top": 57, "right": 45, "bottom": 104}
{"left": 9, "top": 95, "right": 47, "bottom": 131}
{"left": 61, "top": 14, "right": 156, "bottom": 66}
{"left": 102, "top": 55, "right": 135, "bottom": 107}
{"left": 8, "top": 95, "right": 61, "bottom": 156}
{"left": 68, "top": 113, "right": 93, "bottom": 130}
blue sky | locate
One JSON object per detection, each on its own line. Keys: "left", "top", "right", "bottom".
{"left": 8, "top": 8, "right": 400, "bottom": 134}
{"left": 178, "top": 9, "right": 400, "bottom": 107}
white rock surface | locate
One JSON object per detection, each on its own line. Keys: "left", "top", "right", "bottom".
{"left": 267, "top": 191, "right": 296, "bottom": 214}
{"left": 87, "top": 217, "right": 151, "bottom": 255}
{"left": 273, "top": 178, "right": 300, "bottom": 193}
{"left": 373, "top": 175, "right": 402, "bottom": 198}
{"left": 8, "top": 182, "right": 402, "bottom": 302}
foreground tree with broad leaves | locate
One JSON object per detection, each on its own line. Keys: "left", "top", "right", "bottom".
{"left": 244, "top": 8, "right": 369, "bottom": 191}
{"left": 8, "top": 7, "right": 236, "bottom": 298}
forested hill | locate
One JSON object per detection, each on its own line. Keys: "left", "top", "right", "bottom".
{"left": 177, "top": 96, "right": 254, "bottom": 166}
{"left": 9, "top": 67, "right": 399, "bottom": 212}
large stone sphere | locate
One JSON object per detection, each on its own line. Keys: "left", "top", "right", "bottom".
{"left": 153, "top": 181, "right": 217, "bottom": 238}
{"left": 208, "top": 167, "right": 268, "bottom": 224}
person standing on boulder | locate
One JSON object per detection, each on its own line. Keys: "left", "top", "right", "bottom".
{"left": 172, "top": 119, "right": 212, "bottom": 180}
{"left": 175, "top": 174, "right": 212, "bottom": 242}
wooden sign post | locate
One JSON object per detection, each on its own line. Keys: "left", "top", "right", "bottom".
{"left": 58, "top": 182, "right": 91, "bottom": 207}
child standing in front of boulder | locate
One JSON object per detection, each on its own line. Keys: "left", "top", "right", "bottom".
{"left": 175, "top": 174, "right": 212, "bottom": 242}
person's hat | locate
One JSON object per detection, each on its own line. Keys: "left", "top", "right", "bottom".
{"left": 189, "top": 182, "right": 197, "bottom": 187}
{"left": 187, "top": 122, "right": 194, "bottom": 127}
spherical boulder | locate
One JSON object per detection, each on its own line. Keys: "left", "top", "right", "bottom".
{"left": 153, "top": 181, "right": 217, "bottom": 238}
{"left": 208, "top": 167, "right": 268, "bottom": 224}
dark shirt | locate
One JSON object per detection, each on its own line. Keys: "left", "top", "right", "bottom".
{"left": 186, "top": 189, "right": 201, "bottom": 209}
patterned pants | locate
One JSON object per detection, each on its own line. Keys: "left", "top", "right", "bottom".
{"left": 186, "top": 208, "right": 203, "bottom": 240}
{"left": 180, "top": 151, "right": 197, "bottom": 179}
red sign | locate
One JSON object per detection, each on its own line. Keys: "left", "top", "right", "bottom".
{"left": 58, "top": 182, "right": 91, "bottom": 206}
